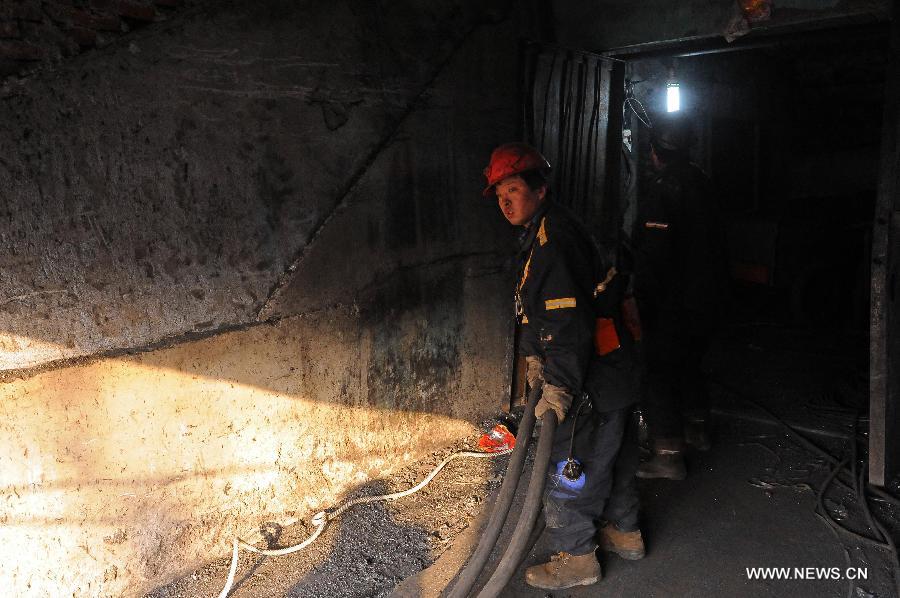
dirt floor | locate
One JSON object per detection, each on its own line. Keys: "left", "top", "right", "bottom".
{"left": 143, "top": 433, "right": 508, "bottom": 598}
{"left": 484, "top": 316, "right": 900, "bottom": 598}
{"left": 148, "top": 319, "right": 900, "bottom": 598}
{"left": 497, "top": 416, "right": 900, "bottom": 598}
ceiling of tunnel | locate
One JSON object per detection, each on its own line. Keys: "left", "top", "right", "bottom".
{"left": 548, "top": 0, "right": 890, "bottom": 52}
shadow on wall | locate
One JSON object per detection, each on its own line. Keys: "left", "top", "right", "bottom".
{"left": 0, "top": 295, "right": 497, "bottom": 595}
{"left": 0, "top": 0, "right": 524, "bottom": 592}
{"left": 0, "top": 259, "right": 512, "bottom": 587}
{"left": 0, "top": 258, "right": 509, "bottom": 507}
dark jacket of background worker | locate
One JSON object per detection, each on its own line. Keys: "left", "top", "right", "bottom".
{"left": 484, "top": 142, "right": 643, "bottom": 591}
{"left": 632, "top": 114, "right": 729, "bottom": 480}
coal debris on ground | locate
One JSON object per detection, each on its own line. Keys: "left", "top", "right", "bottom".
{"left": 144, "top": 437, "right": 507, "bottom": 598}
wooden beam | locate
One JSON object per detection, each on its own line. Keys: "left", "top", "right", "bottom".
{"left": 869, "top": 3, "right": 900, "bottom": 488}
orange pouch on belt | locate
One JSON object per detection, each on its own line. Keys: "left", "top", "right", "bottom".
{"left": 594, "top": 317, "right": 621, "bottom": 356}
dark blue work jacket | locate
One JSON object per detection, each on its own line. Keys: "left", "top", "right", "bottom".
{"left": 516, "top": 199, "right": 637, "bottom": 411}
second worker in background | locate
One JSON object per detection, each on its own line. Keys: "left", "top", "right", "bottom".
{"left": 632, "top": 114, "right": 730, "bottom": 480}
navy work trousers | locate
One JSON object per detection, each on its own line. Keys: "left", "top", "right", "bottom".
{"left": 642, "top": 320, "right": 712, "bottom": 440}
{"left": 542, "top": 402, "right": 640, "bottom": 556}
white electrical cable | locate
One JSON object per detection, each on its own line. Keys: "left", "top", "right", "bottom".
{"left": 216, "top": 447, "right": 512, "bottom": 598}
{"left": 624, "top": 96, "right": 653, "bottom": 129}
{"left": 217, "top": 540, "right": 239, "bottom": 598}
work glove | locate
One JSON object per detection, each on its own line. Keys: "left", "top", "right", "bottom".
{"left": 535, "top": 383, "right": 573, "bottom": 423}
{"left": 525, "top": 355, "right": 543, "bottom": 390}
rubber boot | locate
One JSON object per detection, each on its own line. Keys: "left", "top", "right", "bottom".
{"left": 598, "top": 524, "right": 645, "bottom": 560}
{"left": 524, "top": 551, "right": 601, "bottom": 590}
{"left": 636, "top": 438, "right": 686, "bottom": 480}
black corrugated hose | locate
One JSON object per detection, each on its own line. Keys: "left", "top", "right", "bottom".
{"left": 445, "top": 382, "right": 544, "bottom": 598}
{"left": 475, "top": 409, "right": 557, "bottom": 598}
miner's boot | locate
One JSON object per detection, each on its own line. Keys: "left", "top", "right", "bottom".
{"left": 598, "top": 523, "right": 645, "bottom": 560}
{"left": 524, "top": 551, "right": 601, "bottom": 590}
{"left": 636, "top": 438, "right": 686, "bottom": 480}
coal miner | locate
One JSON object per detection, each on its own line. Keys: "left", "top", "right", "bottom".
{"left": 483, "top": 142, "right": 644, "bottom": 590}
{"left": 632, "top": 114, "right": 729, "bottom": 480}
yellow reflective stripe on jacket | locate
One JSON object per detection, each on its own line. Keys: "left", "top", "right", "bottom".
{"left": 518, "top": 247, "right": 534, "bottom": 294}
{"left": 545, "top": 297, "right": 576, "bottom": 310}
{"left": 517, "top": 216, "right": 547, "bottom": 296}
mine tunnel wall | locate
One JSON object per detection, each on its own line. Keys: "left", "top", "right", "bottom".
{"left": 0, "top": 1, "right": 523, "bottom": 594}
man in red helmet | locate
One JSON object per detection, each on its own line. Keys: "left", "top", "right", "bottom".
{"left": 483, "top": 142, "right": 643, "bottom": 590}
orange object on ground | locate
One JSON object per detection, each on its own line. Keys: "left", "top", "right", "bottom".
{"left": 477, "top": 424, "right": 516, "bottom": 452}
{"left": 594, "top": 317, "right": 621, "bottom": 356}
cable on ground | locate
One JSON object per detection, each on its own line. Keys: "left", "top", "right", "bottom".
{"left": 216, "top": 447, "right": 512, "bottom": 598}
{"left": 712, "top": 378, "right": 900, "bottom": 598}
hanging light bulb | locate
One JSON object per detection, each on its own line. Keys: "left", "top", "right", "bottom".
{"left": 666, "top": 65, "right": 680, "bottom": 113}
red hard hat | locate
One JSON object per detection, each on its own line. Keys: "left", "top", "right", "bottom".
{"left": 482, "top": 142, "right": 551, "bottom": 197}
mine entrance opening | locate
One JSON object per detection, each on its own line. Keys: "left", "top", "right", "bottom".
{"left": 616, "top": 24, "right": 894, "bottom": 485}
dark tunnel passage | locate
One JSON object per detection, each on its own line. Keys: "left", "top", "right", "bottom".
{"left": 1, "top": 1, "right": 899, "bottom": 597}
{"left": 621, "top": 30, "right": 884, "bottom": 438}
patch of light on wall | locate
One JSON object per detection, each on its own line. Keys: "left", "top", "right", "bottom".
{"left": 667, "top": 83, "right": 680, "bottom": 112}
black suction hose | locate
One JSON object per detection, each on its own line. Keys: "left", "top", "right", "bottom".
{"left": 476, "top": 410, "right": 558, "bottom": 598}
{"left": 445, "top": 383, "right": 544, "bottom": 598}
{"left": 522, "top": 511, "right": 546, "bottom": 568}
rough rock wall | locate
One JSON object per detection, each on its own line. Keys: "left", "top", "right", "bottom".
{"left": 0, "top": 0, "right": 514, "bottom": 371}
{"left": 0, "top": 0, "right": 187, "bottom": 79}
{"left": 0, "top": 0, "right": 525, "bottom": 595}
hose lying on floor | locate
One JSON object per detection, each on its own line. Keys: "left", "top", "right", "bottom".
{"left": 476, "top": 409, "right": 557, "bottom": 598}
{"left": 217, "top": 446, "right": 514, "bottom": 598}
{"left": 446, "top": 382, "right": 544, "bottom": 598}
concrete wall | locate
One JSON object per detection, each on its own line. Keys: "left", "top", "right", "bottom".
{"left": 1, "top": 301, "right": 508, "bottom": 596}
{"left": 0, "top": 0, "right": 185, "bottom": 80}
{"left": 0, "top": 0, "right": 525, "bottom": 595}
{"left": 0, "top": 0, "right": 516, "bottom": 370}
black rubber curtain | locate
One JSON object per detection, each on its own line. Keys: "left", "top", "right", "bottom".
{"left": 519, "top": 42, "right": 625, "bottom": 244}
